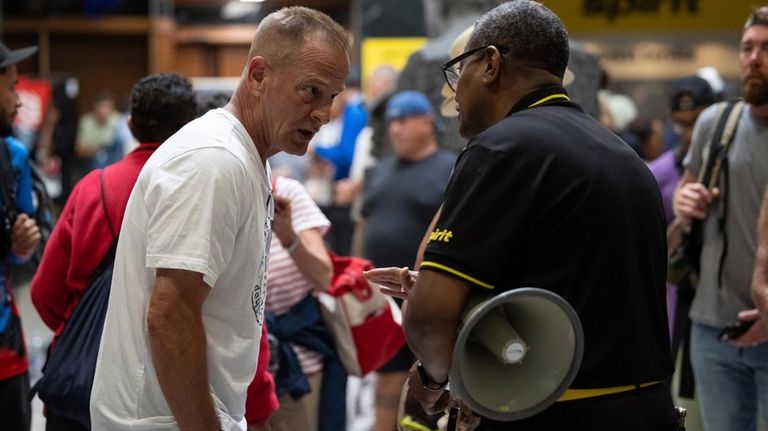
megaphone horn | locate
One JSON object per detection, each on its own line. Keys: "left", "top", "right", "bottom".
{"left": 449, "top": 287, "right": 584, "bottom": 422}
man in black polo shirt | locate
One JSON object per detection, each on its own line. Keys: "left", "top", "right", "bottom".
{"left": 393, "top": 1, "right": 679, "bottom": 430}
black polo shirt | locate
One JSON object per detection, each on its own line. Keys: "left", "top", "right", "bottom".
{"left": 421, "top": 85, "right": 673, "bottom": 389}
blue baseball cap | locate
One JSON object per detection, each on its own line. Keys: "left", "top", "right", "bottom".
{"left": 386, "top": 90, "right": 444, "bottom": 131}
{"left": 386, "top": 91, "right": 435, "bottom": 121}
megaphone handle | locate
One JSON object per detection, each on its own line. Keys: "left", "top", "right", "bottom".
{"left": 447, "top": 406, "right": 458, "bottom": 431}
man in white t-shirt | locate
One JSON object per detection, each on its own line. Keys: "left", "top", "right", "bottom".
{"left": 90, "top": 7, "right": 350, "bottom": 431}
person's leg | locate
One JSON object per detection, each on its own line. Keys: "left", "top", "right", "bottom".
{"left": 745, "top": 341, "right": 768, "bottom": 425}
{"left": 269, "top": 392, "right": 311, "bottom": 431}
{"left": 0, "top": 373, "right": 31, "bottom": 431}
{"left": 269, "top": 372, "right": 324, "bottom": 431}
{"left": 375, "top": 343, "right": 415, "bottom": 431}
{"left": 691, "top": 322, "right": 757, "bottom": 431}
{"left": 375, "top": 370, "right": 409, "bottom": 431}
{"left": 305, "top": 371, "right": 323, "bottom": 431}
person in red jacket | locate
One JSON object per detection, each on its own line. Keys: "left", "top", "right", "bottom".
{"left": 31, "top": 73, "right": 278, "bottom": 430}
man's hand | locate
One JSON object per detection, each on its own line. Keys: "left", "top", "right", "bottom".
{"left": 673, "top": 182, "right": 717, "bottom": 221}
{"left": 11, "top": 214, "right": 41, "bottom": 259}
{"left": 334, "top": 178, "right": 362, "bottom": 206}
{"left": 272, "top": 195, "right": 296, "bottom": 247}
{"left": 364, "top": 267, "right": 417, "bottom": 300}
{"left": 733, "top": 309, "right": 768, "bottom": 347}
{"left": 752, "top": 268, "right": 768, "bottom": 323}
{"left": 397, "top": 364, "right": 450, "bottom": 430}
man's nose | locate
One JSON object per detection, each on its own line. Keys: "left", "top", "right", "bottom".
{"left": 313, "top": 102, "right": 332, "bottom": 125}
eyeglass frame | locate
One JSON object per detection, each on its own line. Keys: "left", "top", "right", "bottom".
{"left": 440, "top": 45, "right": 509, "bottom": 92}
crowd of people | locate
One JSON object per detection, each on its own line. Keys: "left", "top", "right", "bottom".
{"left": 0, "top": 1, "right": 767, "bottom": 431}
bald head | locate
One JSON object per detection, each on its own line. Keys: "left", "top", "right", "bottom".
{"left": 249, "top": 6, "right": 350, "bottom": 70}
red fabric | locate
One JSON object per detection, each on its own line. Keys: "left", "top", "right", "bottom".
{"left": 245, "top": 324, "right": 279, "bottom": 423}
{"left": 325, "top": 253, "right": 405, "bottom": 376}
{"left": 0, "top": 292, "right": 28, "bottom": 380}
{"left": 30, "top": 143, "right": 160, "bottom": 337}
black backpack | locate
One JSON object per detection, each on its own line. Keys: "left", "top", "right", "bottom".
{"left": 0, "top": 137, "right": 56, "bottom": 265}
{"left": 32, "top": 169, "right": 117, "bottom": 428}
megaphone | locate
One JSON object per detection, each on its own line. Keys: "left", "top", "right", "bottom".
{"left": 449, "top": 287, "right": 584, "bottom": 422}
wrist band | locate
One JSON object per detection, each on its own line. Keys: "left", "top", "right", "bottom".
{"left": 416, "top": 362, "right": 448, "bottom": 391}
{"left": 283, "top": 236, "right": 300, "bottom": 253}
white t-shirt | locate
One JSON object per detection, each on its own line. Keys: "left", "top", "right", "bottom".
{"left": 267, "top": 176, "right": 330, "bottom": 374}
{"left": 91, "top": 109, "right": 273, "bottom": 431}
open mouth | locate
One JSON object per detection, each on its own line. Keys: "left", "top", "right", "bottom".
{"left": 298, "top": 129, "right": 314, "bottom": 140}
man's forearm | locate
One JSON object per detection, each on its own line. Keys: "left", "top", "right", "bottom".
{"left": 404, "top": 270, "right": 469, "bottom": 384}
{"left": 149, "top": 311, "right": 219, "bottom": 430}
{"left": 405, "top": 311, "right": 456, "bottom": 384}
{"left": 148, "top": 276, "right": 219, "bottom": 431}
{"left": 753, "top": 191, "right": 768, "bottom": 322}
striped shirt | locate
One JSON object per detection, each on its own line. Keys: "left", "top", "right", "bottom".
{"left": 266, "top": 176, "right": 331, "bottom": 374}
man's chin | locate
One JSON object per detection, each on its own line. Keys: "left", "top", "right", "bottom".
{"left": 282, "top": 143, "right": 310, "bottom": 157}
{"left": 743, "top": 81, "right": 768, "bottom": 105}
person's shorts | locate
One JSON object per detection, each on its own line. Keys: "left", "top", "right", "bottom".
{"left": 377, "top": 344, "right": 415, "bottom": 373}
{"left": 377, "top": 297, "right": 414, "bottom": 373}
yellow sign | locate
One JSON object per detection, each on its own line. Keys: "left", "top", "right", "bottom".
{"left": 361, "top": 37, "right": 427, "bottom": 84}
{"left": 543, "top": 0, "right": 755, "bottom": 33}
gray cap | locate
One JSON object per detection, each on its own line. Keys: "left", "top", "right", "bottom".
{"left": 0, "top": 41, "right": 37, "bottom": 68}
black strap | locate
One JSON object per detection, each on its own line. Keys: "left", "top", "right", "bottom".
{"left": 95, "top": 169, "right": 118, "bottom": 278}
{"left": 99, "top": 169, "right": 117, "bottom": 240}
{"left": 718, "top": 159, "right": 729, "bottom": 289}
{"left": 699, "top": 101, "right": 738, "bottom": 187}
{"left": 0, "top": 138, "right": 18, "bottom": 223}
{"left": 695, "top": 101, "right": 742, "bottom": 288}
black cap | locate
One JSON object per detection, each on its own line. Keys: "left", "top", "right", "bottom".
{"left": 669, "top": 76, "right": 715, "bottom": 112}
{"left": 0, "top": 41, "right": 38, "bottom": 69}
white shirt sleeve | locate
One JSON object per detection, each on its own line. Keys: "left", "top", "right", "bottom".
{"left": 144, "top": 147, "right": 247, "bottom": 288}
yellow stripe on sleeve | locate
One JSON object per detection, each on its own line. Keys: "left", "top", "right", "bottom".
{"left": 419, "top": 261, "right": 495, "bottom": 289}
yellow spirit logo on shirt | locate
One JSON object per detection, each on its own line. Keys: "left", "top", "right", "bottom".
{"left": 429, "top": 229, "right": 453, "bottom": 243}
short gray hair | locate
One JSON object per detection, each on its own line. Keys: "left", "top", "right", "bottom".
{"left": 250, "top": 6, "right": 350, "bottom": 68}
{"left": 469, "top": 1, "right": 569, "bottom": 79}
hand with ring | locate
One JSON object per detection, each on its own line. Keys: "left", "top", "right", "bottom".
{"left": 364, "top": 266, "right": 418, "bottom": 300}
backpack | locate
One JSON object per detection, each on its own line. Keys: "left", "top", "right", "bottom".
{"left": 31, "top": 169, "right": 117, "bottom": 428}
{"left": 28, "top": 160, "right": 55, "bottom": 266}
{"left": 0, "top": 137, "right": 56, "bottom": 266}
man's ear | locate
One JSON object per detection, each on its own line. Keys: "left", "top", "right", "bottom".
{"left": 126, "top": 115, "right": 135, "bottom": 136}
{"left": 481, "top": 47, "right": 503, "bottom": 86}
{"left": 246, "top": 56, "right": 268, "bottom": 91}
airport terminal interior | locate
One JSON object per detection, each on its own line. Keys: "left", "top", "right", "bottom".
{"left": 1, "top": 0, "right": 768, "bottom": 430}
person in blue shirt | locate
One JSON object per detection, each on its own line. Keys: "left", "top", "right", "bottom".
{"left": 0, "top": 39, "right": 43, "bottom": 431}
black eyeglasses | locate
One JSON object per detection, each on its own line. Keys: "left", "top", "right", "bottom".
{"left": 440, "top": 45, "right": 509, "bottom": 92}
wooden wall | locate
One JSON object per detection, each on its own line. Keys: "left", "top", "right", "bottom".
{"left": 2, "top": 16, "right": 256, "bottom": 116}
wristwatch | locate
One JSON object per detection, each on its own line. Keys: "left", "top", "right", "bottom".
{"left": 416, "top": 362, "right": 448, "bottom": 391}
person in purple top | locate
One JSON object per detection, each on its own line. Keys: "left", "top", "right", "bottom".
{"left": 650, "top": 75, "right": 716, "bottom": 226}
{"left": 648, "top": 75, "right": 716, "bottom": 402}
